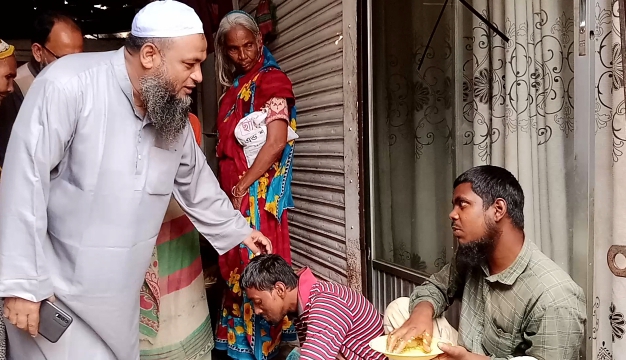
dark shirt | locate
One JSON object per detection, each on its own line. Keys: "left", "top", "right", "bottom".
{"left": 0, "top": 84, "right": 24, "bottom": 167}
{"left": 0, "top": 61, "right": 39, "bottom": 167}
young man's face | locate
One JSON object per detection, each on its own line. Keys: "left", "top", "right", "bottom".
{"left": 245, "top": 286, "right": 287, "bottom": 325}
{"left": 450, "top": 182, "right": 500, "bottom": 269}
{"left": 449, "top": 182, "right": 492, "bottom": 244}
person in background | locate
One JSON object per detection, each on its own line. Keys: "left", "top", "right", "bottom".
{"left": 0, "top": 39, "right": 17, "bottom": 176}
{"left": 16, "top": 10, "right": 83, "bottom": 94}
{"left": 0, "top": 39, "right": 16, "bottom": 105}
{"left": 213, "top": 10, "right": 298, "bottom": 360}
{"left": 0, "top": 38, "right": 16, "bottom": 360}
{"left": 241, "top": 255, "right": 386, "bottom": 360}
{"left": 384, "top": 165, "right": 586, "bottom": 360}
{"left": 0, "top": 10, "right": 83, "bottom": 168}
{"left": 0, "top": 2, "right": 271, "bottom": 359}
{"left": 139, "top": 113, "right": 214, "bottom": 360}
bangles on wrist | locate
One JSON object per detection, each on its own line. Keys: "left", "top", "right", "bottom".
{"left": 231, "top": 185, "right": 247, "bottom": 199}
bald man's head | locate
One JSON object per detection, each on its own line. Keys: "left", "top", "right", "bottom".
{"left": 31, "top": 11, "right": 84, "bottom": 70}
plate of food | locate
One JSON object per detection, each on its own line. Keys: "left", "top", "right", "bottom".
{"left": 369, "top": 335, "right": 444, "bottom": 360}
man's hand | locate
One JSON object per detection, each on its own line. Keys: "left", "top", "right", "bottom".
{"left": 3, "top": 296, "right": 56, "bottom": 337}
{"left": 231, "top": 196, "right": 243, "bottom": 211}
{"left": 387, "top": 301, "right": 435, "bottom": 354}
{"left": 435, "top": 343, "right": 489, "bottom": 360}
{"left": 242, "top": 230, "right": 273, "bottom": 255}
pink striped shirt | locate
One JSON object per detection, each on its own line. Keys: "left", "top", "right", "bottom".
{"left": 295, "top": 269, "right": 386, "bottom": 360}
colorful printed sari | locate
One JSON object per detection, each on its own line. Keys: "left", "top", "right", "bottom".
{"left": 139, "top": 114, "right": 213, "bottom": 360}
{"left": 215, "top": 46, "right": 297, "bottom": 359}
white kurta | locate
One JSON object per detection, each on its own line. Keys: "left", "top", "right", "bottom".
{"left": 0, "top": 48, "right": 252, "bottom": 360}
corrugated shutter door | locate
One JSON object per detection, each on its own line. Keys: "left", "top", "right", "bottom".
{"left": 241, "top": 0, "right": 361, "bottom": 287}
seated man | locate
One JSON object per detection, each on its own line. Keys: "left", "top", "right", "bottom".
{"left": 385, "top": 165, "right": 586, "bottom": 360}
{"left": 240, "top": 254, "right": 386, "bottom": 360}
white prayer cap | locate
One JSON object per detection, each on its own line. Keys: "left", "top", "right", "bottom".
{"left": 131, "top": 0, "right": 204, "bottom": 38}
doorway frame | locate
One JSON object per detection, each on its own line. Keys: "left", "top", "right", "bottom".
{"left": 572, "top": 0, "right": 596, "bottom": 359}
{"left": 362, "top": 1, "right": 595, "bottom": 357}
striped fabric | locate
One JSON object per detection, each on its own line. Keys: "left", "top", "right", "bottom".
{"left": 140, "top": 315, "right": 213, "bottom": 360}
{"left": 295, "top": 276, "right": 386, "bottom": 360}
{"left": 153, "top": 216, "right": 203, "bottom": 295}
{"left": 139, "top": 212, "right": 213, "bottom": 359}
{"left": 139, "top": 113, "right": 213, "bottom": 360}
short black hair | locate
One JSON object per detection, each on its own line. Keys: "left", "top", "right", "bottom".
{"left": 32, "top": 10, "right": 81, "bottom": 46}
{"left": 124, "top": 35, "right": 170, "bottom": 54}
{"left": 453, "top": 165, "right": 525, "bottom": 230}
{"left": 240, "top": 254, "right": 298, "bottom": 292}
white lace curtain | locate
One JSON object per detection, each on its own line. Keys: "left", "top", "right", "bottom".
{"left": 592, "top": 0, "right": 626, "bottom": 358}
{"left": 460, "top": 0, "right": 575, "bottom": 273}
{"left": 373, "top": 0, "right": 626, "bottom": 358}
{"left": 373, "top": 0, "right": 575, "bottom": 274}
{"left": 372, "top": 0, "right": 456, "bottom": 273}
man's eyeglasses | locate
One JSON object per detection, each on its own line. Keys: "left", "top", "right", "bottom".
{"left": 41, "top": 45, "right": 60, "bottom": 59}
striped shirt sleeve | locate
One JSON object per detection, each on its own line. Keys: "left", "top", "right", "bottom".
{"left": 300, "top": 292, "right": 352, "bottom": 360}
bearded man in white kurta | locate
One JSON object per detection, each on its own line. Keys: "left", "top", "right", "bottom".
{"left": 0, "top": 2, "right": 272, "bottom": 359}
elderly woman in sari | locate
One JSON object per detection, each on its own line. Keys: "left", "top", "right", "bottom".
{"left": 213, "top": 10, "right": 298, "bottom": 360}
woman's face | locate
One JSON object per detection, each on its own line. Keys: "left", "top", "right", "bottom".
{"left": 224, "top": 25, "right": 261, "bottom": 73}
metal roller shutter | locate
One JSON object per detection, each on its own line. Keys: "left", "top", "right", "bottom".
{"left": 240, "top": 0, "right": 362, "bottom": 289}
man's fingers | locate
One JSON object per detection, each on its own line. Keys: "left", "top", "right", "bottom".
{"left": 3, "top": 302, "right": 10, "bottom": 319}
{"left": 7, "top": 307, "right": 18, "bottom": 327}
{"left": 246, "top": 240, "right": 261, "bottom": 255}
{"left": 3, "top": 298, "right": 13, "bottom": 319}
{"left": 393, "top": 337, "right": 408, "bottom": 354}
{"left": 3, "top": 298, "right": 43, "bottom": 336}
{"left": 386, "top": 332, "right": 400, "bottom": 352}
{"left": 387, "top": 326, "right": 422, "bottom": 354}
{"left": 248, "top": 231, "right": 272, "bottom": 255}
{"left": 260, "top": 236, "right": 272, "bottom": 254}
{"left": 422, "top": 331, "right": 432, "bottom": 352}
{"left": 16, "top": 313, "right": 28, "bottom": 331}
{"left": 390, "top": 329, "right": 409, "bottom": 354}
{"left": 438, "top": 342, "right": 459, "bottom": 356}
{"left": 387, "top": 328, "right": 408, "bottom": 352}
{"left": 27, "top": 313, "right": 40, "bottom": 337}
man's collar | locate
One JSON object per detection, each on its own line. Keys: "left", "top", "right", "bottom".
{"left": 296, "top": 267, "right": 317, "bottom": 316}
{"left": 27, "top": 61, "right": 40, "bottom": 78}
{"left": 482, "top": 240, "right": 532, "bottom": 285}
{"left": 111, "top": 47, "right": 143, "bottom": 120}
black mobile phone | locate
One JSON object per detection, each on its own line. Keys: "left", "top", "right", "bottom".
{"left": 38, "top": 300, "right": 73, "bottom": 343}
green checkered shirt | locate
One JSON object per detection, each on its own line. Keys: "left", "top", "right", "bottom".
{"left": 409, "top": 240, "right": 586, "bottom": 360}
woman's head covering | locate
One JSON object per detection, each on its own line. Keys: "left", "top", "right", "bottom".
{"left": 225, "top": 10, "right": 256, "bottom": 21}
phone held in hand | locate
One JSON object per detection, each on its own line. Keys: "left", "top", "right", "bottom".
{"left": 38, "top": 300, "right": 73, "bottom": 343}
